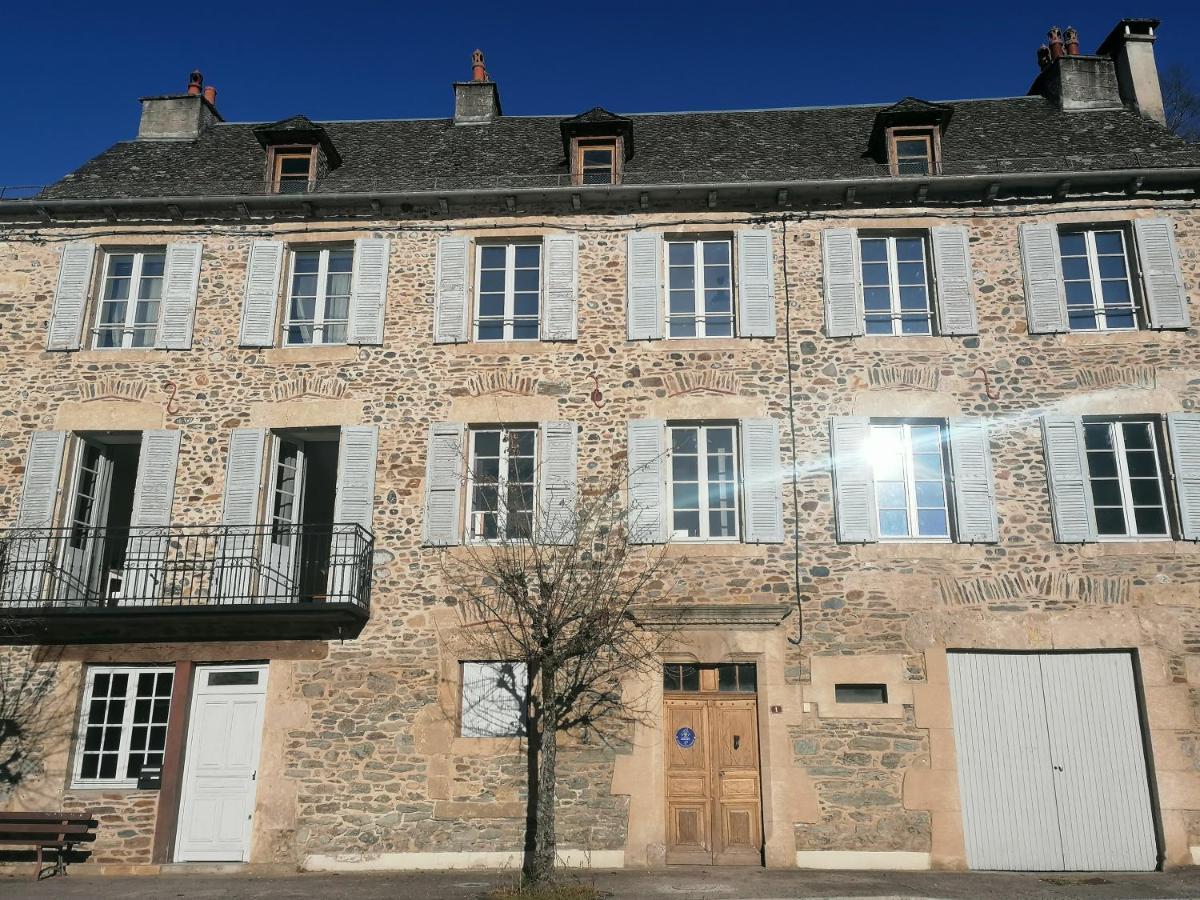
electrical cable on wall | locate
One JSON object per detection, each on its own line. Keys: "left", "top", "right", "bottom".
{"left": 780, "top": 217, "right": 806, "bottom": 648}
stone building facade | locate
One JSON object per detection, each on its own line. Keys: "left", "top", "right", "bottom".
{"left": 1, "top": 16, "right": 1199, "bottom": 876}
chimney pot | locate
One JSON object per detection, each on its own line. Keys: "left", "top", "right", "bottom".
{"left": 202, "top": 85, "right": 217, "bottom": 106}
{"left": 471, "top": 49, "right": 488, "bottom": 82}
{"left": 187, "top": 70, "right": 203, "bottom": 96}
{"left": 1048, "top": 26, "right": 1064, "bottom": 61}
{"left": 1037, "top": 45, "right": 1052, "bottom": 69}
{"left": 454, "top": 51, "right": 501, "bottom": 124}
{"left": 1064, "top": 27, "right": 1080, "bottom": 56}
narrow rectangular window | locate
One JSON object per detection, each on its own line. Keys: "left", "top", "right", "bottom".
{"left": 461, "top": 661, "right": 527, "bottom": 737}
{"left": 468, "top": 427, "right": 537, "bottom": 541}
{"left": 74, "top": 667, "right": 173, "bottom": 787}
{"left": 869, "top": 421, "right": 952, "bottom": 540}
{"left": 475, "top": 243, "right": 541, "bottom": 341}
{"left": 1059, "top": 228, "right": 1138, "bottom": 331}
{"left": 284, "top": 247, "right": 353, "bottom": 345}
{"left": 93, "top": 250, "right": 165, "bottom": 349}
{"left": 666, "top": 238, "right": 734, "bottom": 338}
{"left": 859, "top": 234, "right": 933, "bottom": 335}
{"left": 574, "top": 140, "right": 617, "bottom": 185}
{"left": 1083, "top": 419, "right": 1170, "bottom": 538}
{"left": 669, "top": 423, "right": 740, "bottom": 540}
{"left": 272, "top": 147, "right": 314, "bottom": 194}
{"left": 835, "top": 683, "right": 888, "bottom": 704}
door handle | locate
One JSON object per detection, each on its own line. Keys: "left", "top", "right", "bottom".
{"left": 1052, "top": 765, "right": 1063, "bottom": 772}
{"left": 733, "top": 735, "right": 740, "bottom": 751}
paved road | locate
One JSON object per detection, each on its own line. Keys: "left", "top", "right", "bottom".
{"left": 2, "top": 868, "right": 1199, "bottom": 899}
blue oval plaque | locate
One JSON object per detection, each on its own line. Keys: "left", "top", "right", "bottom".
{"left": 675, "top": 726, "right": 696, "bottom": 749}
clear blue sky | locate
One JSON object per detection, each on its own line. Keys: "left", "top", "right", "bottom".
{"left": 1, "top": 0, "right": 1196, "bottom": 187}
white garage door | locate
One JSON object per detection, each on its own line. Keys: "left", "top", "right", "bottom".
{"left": 947, "top": 651, "right": 1158, "bottom": 871}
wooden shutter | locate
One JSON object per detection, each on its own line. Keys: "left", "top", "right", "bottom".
{"left": 334, "top": 425, "right": 379, "bottom": 531}
{"left": 125, "top": 430, "right": 182, "bottom": 598}
{"left": 348, "top": 238, "right": 390, "bottom": 345}
{"left": 948, "top": 419, "right": 999, "bottom": 543}
{"left": 46, "top": 242, "right": 96, "bottom": 351}
{"left": 433, "top": 236, "right": 470, "bottom": 344}
{"left": 220, "top": 428, "right": 267, "bottom": 526}
{"left": 931, "top": 226, "right": 979, "bottom": 335}
{"left": 1040, "top": 416, "right": 1096, "bottom": 542}
{"left": 739, "top": 418, "right": 784, "bottom": 543}
{"left": 821, "top": 228, "right": 863, "bottom": 337}
{"left": 736, "top": 229, "right": 776, "bottom": 337}
{"left": 541, "top": 234, "right": 579, "bottom": 341}
{"left": 1167, "top": 413, "right": 1200, "bottom": 540}
{"left": 829, "top": 417, "right": 877, "bottom": 542}
{"left": 538, "top": 421, "right": 578, "bottom": 544}
{"left": 423, "top": 422, "right": 465, "bottom": 546}
{"left": 159, "top": 243, "right": 203, "bottom": 349}
{"left": 1019, "top": 223, "right": 1068, "bottom": 334}
{"left": 1134, "top": 218, "right": 1189, "bottom": 330}
{"left": 627, "top": 419, "right": 667, "bottom": 544}
{"left": 16, "top": 431, "right": 67, "bottom": 527}
{"left": 238, "top": 240, "right": 284, "bottom": 347}
{"left": 626, "top": 232, "right": 663, "bottom": 340}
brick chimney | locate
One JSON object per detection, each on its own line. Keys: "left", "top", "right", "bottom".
{"left": 1096, "top": 18, "right": 1165, "bottom": 125}
{"left": 137, "top": 70, "right": 223, "bottom": 140}
{"left": 453, "top": 50, "right": 502, "bottom": 125}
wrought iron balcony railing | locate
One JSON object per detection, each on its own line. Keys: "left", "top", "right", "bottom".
{"left": 0, "top": 523, "right": 373, "bottom": 644}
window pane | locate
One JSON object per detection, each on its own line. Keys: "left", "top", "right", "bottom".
{"left": 897, "top": 263, "right": 925, "bottom": 286}
{"left": 1098, "top": 255, "right": 1129, "bottom": 280}
{"left": 1061, "top": 257, "right": 1091, "bottom": 282}
{"left": 860, "top": 239, "right": 887, "bottom": 263}
{"left": 736, "top": 664, "right": 756, "bottom": 691}
{"left": 915, "top": 480, "right": 946, "bottom": 508}
{"left": 681, "top": 665, "right": 700, "bottom": 691}
{"left": 672, "top": 510, "right": 701, "bottom": 537}
{"left": 718, "top": 664, "right": 737, "bottom": 692}
{"left": 862, "top": 262, "right": 890, "bottom": 286}
{"left": 879, "top": 509, "right": 910, "bottom": 537}
{"left": 1129, "top": 478, "right": 1161, "bottom": 506}
{"left": 669, "top": 289, "right": 695, "bottom": 314}
{"left": 1084, "top": 424, "right": 1114, "bottom": 451}
{"left": 1058, "top": 233, "right": 1087, "bottom": 256}
{"left": 899, "top": 286, "right": 928, "bottom": 310}
{"left": 1090, "top": 479, "right": 1123, "bottom": 507}
{"left": 514, "top": 245, "right": 541, "bottom": 269}
{"left": 668, "top": 242, "right": 694, "bottom": 265}
{"left": 876, "top": 481, "right": 906, "bottom": 509}
{"left": 864, "top": 287, "right": 891, "bottom": 312}
{"left": 917, "top": 508, "right": 949, "bottom": 537}
{"left": 1125, "top": 451, "right": 1159, "bottom": 479}
{"left": 1094, "top": 231, "right": 1125, "bottom": 255}
{"left": 1095, "top": 506, "right": 1128, "bottom": 536}
{"left": 1133, "top": 506, "right": 1167, "bottom": 535}
{"left": 1086, "top": 451, "right": 1118, "bottom": 479}
{"left": 895, "top": 238, "right": 924, "bottom": 262}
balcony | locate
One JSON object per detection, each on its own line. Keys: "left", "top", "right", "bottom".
{"left": 0, "top": 523, "right": 372, "bottom": 644}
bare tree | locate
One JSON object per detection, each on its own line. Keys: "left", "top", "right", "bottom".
{"left": 440, "top": 449, "right": 677, "bottom": 887}
{"left": 1162, "top": 64, "right": 1200, "bottom": 142}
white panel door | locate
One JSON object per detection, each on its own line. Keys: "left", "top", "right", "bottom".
{"left": 175, "top": 665, "right": 268, "bottom": 862}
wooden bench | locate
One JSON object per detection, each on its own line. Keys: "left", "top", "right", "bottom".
{"left": 0, "top": 811, "right": 96, "bottom": 880}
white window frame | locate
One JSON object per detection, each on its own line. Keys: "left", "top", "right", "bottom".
{"left": 92, "top": 249, "right": 166, "bottom": 350}
{"left": 466, "top": 426, "right": 539, "bottom": 542}
{"left": 667, "top": 422, "right": 741, "bottom": 542}
{"left": 1059, "top": 227, "right": 1140, "bottom": 332}
{"left": 460, "top": 661, "right": 528, "bottom": 738}
{"left": 665, "top": 237, "right": 736, "bottom": 339}
{"left": 870, "top": 421, "right": 953, "bottom": 542}
{"left": 859, "top": 233, "right": 934, "bottom": 336}
{"left": 282, "top": 246, "right": 353, "bottom": 346}
{"left": 1084, "top": 418, "right": 1171, "bottom": 540}
{"left": 71, "top": 665, "right": 174, "bottom": 789}
{"left": 473, "top": 242, "right": 542, "bottom": 342}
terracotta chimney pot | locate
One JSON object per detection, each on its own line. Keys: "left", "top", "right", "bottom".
{"left": 202, "top": 85, "right": 217, "bottom": 106}
{"left": 1048, "top": 26, "right": 1064, "bottom": 60}
{"left": 1064, "top": 27, "right": 1080, "bottom": 56}
{"left": 187, "top": 70, "right": 203, "bottom": 95}
{"left": 471, "top": 49, "right": 488, "bottom": 82}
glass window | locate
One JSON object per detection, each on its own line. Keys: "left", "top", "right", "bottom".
{"left": 860, "top": 234, "right": 933, "bottom": 335}
{"left": 1059, "top": 228, "right": 1138, "bottom": 331}
{"left": 868, "top": 421, "right": 952, "bottom": 540}
{"left": 475, "top": 243, "right": 541, "bottom": 341}
{"left": 667, "top": 239, "right": 734, "bottom": 338}
{"left": 576, "top": 140, "right": 616, "bottom": 185}
{"left": 835, "top": 683, "right": 888, "bottom": 704}
{"left": 284, "top": 247, "right": 353, "bottom": 345}
{"left": 94, "top": 250, "right": 165, "bottom": 349}
{"left": 892, "top": 132, "right": 935, "bottom": 175}
{"left": 461, "top": 661, "right": 527, "bottom": 737}
{"left": 669, "top": 424, "right": 739, "bottom": 540}
{"left": 468, "top": 427, "right": 537, "bottom": 541}
{"left": 273, "top": 148, "right": 313, "bottom": 194}
{"left": 74, "top": 667, "right": 173, "bottom": 786}
{"left": 662, "top": 663, "right": 756, "bottom": 693}
{"left": 1083, "top": 419, "right": 1169, "bottom": 538}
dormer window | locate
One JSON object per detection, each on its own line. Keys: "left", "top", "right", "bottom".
{"left": 888, "top": 128, "right": 939, "bottom": 176}
{"left": 271, "top": 146, "right": 316, "bottom": 194}
{"left": 573, "top": 139, "right": 618, "bottom": 185}
{"left": 559, "top": 108, "right": 633, "bottom": 188}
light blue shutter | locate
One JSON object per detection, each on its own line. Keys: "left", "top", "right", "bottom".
{"left": 215, "top": 428, "right": 267, "bottom": 599}
{"left": 5, "top": 432, "right": 67, "bottom": 602}
{"left": 627, "top": 232, "right": 663, "bottom": 340}
{"left": 159, "top": 243, "right": 203, "bottom": 349}
{"left": 829, "top": 417, "right": 877, "bottom": 542}
{"left": 821, "top": 228, "right": 863, "bottom": 337}
{"left": 433, "top": 236, "right": 470, "bottom": 343}
{"left": 736, "top": 229, "right": 776, "bottom": 337}
{"left": 538, "top": 421, "right": 578, "bottom": 544}
{"left": 348, "top": 238, "right": 390, "bottom": 345}
{"left": 334, "top": 426, "right": 379, "bottom": 531}
{"left": 1167, "top": 413, "right": 1200, "bottom": 540}
{"left": 238, "top": 240, "right": 284, "bottom": 347}
{"left": 541, "top": 234, "right": 578, "bottom": 341}
{"left": 424, "top": 422, "right": 465, "bottom": 546}
{"left": 46, "top": 242, "right": 96, "bottom": 351}
{"left": 125, "top": 429, "right": 182, "bottom": 598}
{"left": 948, "top": 419, "right": 999, "bottom": 543}
{"left": 1020, "top": 224, "right": 1068, "bottom": 334}
{"left": 1040, "top": 416, "right": 1096, "bottom": 542}
{"left": 739, "top": 418, "right": 784, "bottom": 543}
{"left": 931, "top": 226, "right": 979, "bottom": 335}
{"left": 627, "top": 419, "right": 667, "bottom": 543}
{"left": 1134, "top": 218, "right": 1189, "bottom": 330}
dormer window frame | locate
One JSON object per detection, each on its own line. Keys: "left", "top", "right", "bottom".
{"left": 571, "top": 137, "right": 622, "bottom": 186}
{"left": 887, "top": 127, "right": 941, "bottom": 177}
{"left": 268, "top": 144, "right": 318, "bottom": 194}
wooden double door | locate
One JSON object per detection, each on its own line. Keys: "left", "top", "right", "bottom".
{"left": 665, "top": 696, "right": 763, "bottom": 865}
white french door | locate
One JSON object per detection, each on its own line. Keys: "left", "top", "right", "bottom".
{"left": 175, "top": 664, "right": 269, "bottom": 862}
{"left": 59, "top": 439, "right": 114, "bottom": 601}
{"left": 260, "top": 437, "right": 305, "bottom": 601}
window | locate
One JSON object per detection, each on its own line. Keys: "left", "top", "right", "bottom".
{"left": 859, "top": 234, "right": 933, "bottom": 335}
{"left": 271, "top": 146, "right": 315, "bottom": 194}
{"left": 867, "top": 421, "right": 952, "bottom": 540}
{"left": 73, "top": 667, "right": 173, "bottom": 787}
{"left": 835, "top": 683, "right": 889, "bottom": 704}
{"left": 666, "top": 238, "right": 734, "bottom": 337}
{"left": 662, "top": 663, "right": 757, "bottom": 693}
{"left": 284, "top": 247, "right": 353, "bottom": 345}
{"left": 461, "top": 661, "right": 527, "bottom": 737}
{"left": 889, "top": 129, "right": 937, "bottom": 176}
{"left": 669, "top": 424, "right": 739, "bottom": 540}
{"left": 93, "top": 250, "right": 165, "bottom": 349}
{"left": 475, "top": 242, "right": 541, "bottom": 341}
{"left": 1083, "top": 419, "right": 1170, "bottom": 538}
{"left": 1059, "top": 228, "right": 1138, "bottom": 331}
{"left": 468, "top": 427, "right": 537, "bottom": 541}
{"left": 573, "top": 139, "right": 617, "bottom": 185}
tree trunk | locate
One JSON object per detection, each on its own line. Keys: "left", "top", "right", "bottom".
{"left": 525, "top": 666, "right": 558, "bottom": 884}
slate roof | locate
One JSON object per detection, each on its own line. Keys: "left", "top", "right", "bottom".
{"left": 38, "top": 95, "right": 1200, "bottom": 200}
